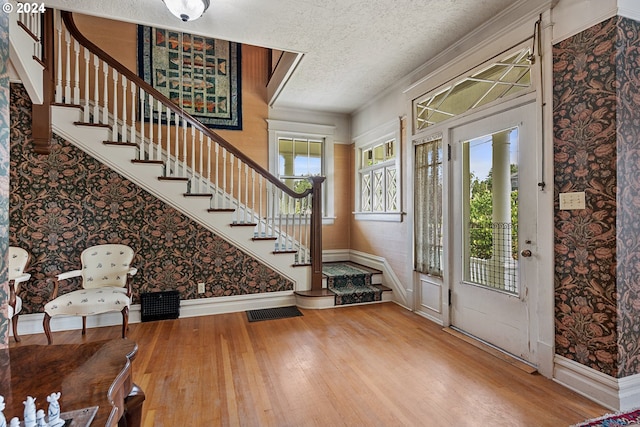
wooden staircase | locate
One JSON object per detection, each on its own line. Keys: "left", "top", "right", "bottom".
{"left": 10, "top": 8, "right": 325, "bottom": 298}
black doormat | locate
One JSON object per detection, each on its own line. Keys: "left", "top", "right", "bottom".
{"left": 246, "top": 306, "right": 303, "bottom": 322}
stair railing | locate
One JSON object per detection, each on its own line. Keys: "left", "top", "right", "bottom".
{"left": 54, "top": 10, "right": 324, "bottom": 289}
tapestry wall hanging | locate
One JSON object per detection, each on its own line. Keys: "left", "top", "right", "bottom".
{"left": 138, "top": 26, "right": 242, "bottom": 130}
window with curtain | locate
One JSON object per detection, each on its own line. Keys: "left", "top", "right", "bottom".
{"left": 414, "top": 138, "right": 443, "bottom": 276}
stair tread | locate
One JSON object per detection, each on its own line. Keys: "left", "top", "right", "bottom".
{"left": 184, "top": 193, "right": 213, "bottom": 197}
{"left": 230, "top": 222, "right": 257, "bottom": 227}
{"left": 294, "top": 289, "right": 335, "bottom": 297}
{"left": 74, "top": 121, "right": 111, "bottom": 129}
{"left": 158, "top": 176, "right": 189, "bottom": 181}
{"left": 252, "top": 236, "right": 277, "bottom": 241}
{"left": 131, "top": 159, "right": 164, "bottom": 165}
{"left": 207, "top": 208, "right": 236, "bottom": 212}
{"left": 103, "top": 141, "right": 137, "bottom": 147}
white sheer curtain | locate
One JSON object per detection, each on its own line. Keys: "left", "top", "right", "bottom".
{"left": 414, "top": 138, "right": 443, "bottom": 276}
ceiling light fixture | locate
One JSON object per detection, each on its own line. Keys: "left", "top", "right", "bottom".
{"left": 163, "top": 0, "right": 210, "bottom": 22}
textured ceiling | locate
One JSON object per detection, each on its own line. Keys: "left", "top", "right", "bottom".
{"left": 45, "top": 0, "right": 539, "bottom": 114}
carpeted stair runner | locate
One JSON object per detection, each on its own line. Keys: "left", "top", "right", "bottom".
{"left": 323, "top": 263, "right": 382, "bottom": 305}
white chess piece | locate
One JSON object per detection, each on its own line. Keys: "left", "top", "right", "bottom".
{"left": 0, "top": 395, "right": 6, "bottom": 427}
{"left": 23, "top": 396, "right": 36, "bottom": 427}
{"left": 36, "top": 409, "right": 48, "bottom": 427}
{"left": 46, "top": 392, "right": 64, "bottom": 427}
{"left": 9, "top": 418, "right": 19, "bottom": 427}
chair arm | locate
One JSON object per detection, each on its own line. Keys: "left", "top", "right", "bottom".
{"left": 128, "top": 267, "right": 138, "bottom": 276}
{"left": 13, "top": 273, "right": 31, "bottom": 285}
{"left": 46, "top": 277, "right": 61, "bottom": 301}
{"left": 57, "top": 269, "right": 82, "bottom": 281}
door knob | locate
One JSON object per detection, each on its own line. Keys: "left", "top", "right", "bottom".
{"left": 521, "top": 249, "right": 532, "bottom": 257}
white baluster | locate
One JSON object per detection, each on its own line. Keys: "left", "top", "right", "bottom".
{"left": 237, "top": 160, "right": 242, "bottom": 221}
{"left": 250, "top": 170, "right": 256, "bottom": 225}
{"left": 139, "top": 88, "right": 145, "bottom": 159}
{"left": 130, "top": 82, "right": 136, "bottom": 149}
{"left": 102, "top": 60, "right": 108, "bottom": 123}
{"left": 121, "top": 77, "right": 128, "bottom": 143}
{"left": 156, "top": 99, "right": 162, "bottom": 161}
{"left": 191, "top": 126, "right": 196, "bottom": 190}
{"left": 229, "top": 154, "right": 235, "bottom": 219}
{"left": 221, "top": 149, "right": 227, "bottom": 208}
{"left": 165, "top": 110, "right": 172, "bottom": 176}
{"left": 214, "top": 144, "right": 220, "bottom": 209}
{"left": 147, "top": 94, "right": 154, "bottom": 159}
{"left": 73, "top": 40, "right": 80, "bottom": 104}
{"left": 112, "top": 69, "right": 118, "bottom": 141}
{"left": 198, "top": 132, "right": 204, "bottom": 192}
{"left": 182, "top": 118, "right": 188, "bottom": 177}
{"left": 206, "top": 137, "right": 212, "bottom": 197}
{"left": 277, "top": 190, "right": 284, "bottom": 251}
{"left": 173, "top": 113, "right": 180, "bottom": 176}
{"left": 92, "top": 55, "right": 99, "bottom": 121}
{"left": 55, "top": 17, "right": 62, "bottom": 103}
{"left": 83, "top": 47, "right": 90, "bottom": 122}
{"left": 258, "top": 175, "right": 264, "bottom": 236}
{"left": 64, "top": 30, "right": 71, "bottom": 102}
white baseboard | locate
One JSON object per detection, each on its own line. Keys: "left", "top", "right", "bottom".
{"left": 348, "top": 249, "right": 408, "bottom": 307}
{"left": 322, "top": 249, "right": 350, "bottom": 262}
{"left": 554, "top": 355, "right": 640, "bottom": 411}
{"left": 11, "top": 291, "right": 296, "bottom": 338}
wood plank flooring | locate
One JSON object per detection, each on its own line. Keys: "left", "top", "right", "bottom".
{"left": 10, "top": 303, "right": 608, "bottom": 426}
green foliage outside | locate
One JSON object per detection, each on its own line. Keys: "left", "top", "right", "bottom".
{"left": 468, "top": 165, "right": 518, "bottom": 260}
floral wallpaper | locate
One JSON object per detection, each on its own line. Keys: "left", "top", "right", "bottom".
{"left": 553, "top": 16, "right": 640, "bottom": 378}
{"left": 0, "top": 0, "right": 10, "bottom": 349}
{"left": 614, "top": 16, "right": 640, "bottom": 377}
{"left": 10, "top": 83, "right": 293, "bottom": 316}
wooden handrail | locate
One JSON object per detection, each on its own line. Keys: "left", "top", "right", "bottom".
{"left": 61, "top": 11, "right": 311, "bottom": 200}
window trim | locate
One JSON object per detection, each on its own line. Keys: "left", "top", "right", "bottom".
{"left": 267, "top": 119, "right": 335, "bottom": 224}
{"left": 353, "top": 118, "right": 402, "bottom": 222}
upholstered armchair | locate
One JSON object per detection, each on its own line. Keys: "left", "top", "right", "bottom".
{"left": 43, "top": 244, "right": 137, "bottom": 345}
{"left": 8, "top": 246, "right": 32, "bottom": 342}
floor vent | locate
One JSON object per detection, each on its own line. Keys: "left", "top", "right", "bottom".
{"left": 246, "top": 306, "right": 303, "bottom": 322}
{"left": 140, "top": 290, "right": 180, "bottom": 322}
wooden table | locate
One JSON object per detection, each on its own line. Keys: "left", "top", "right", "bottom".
{"left": 0, "top": 339, "right": 143, "bottom": 426}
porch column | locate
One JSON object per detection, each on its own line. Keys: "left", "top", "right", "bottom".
{"left": 491, "top": 130, "right": 513, "bottom": 262}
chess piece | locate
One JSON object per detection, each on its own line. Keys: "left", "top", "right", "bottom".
{"left": 23, "top": 396, "right": 36, "bottom": 427}
{"left": 8, "top": 418, "right": 19, "bottom": 427}
{"left": 0, "top": 395, "right": 6, "bottom": 427}
{"left": 36, "top": 409, "right": 48, "bottom": 427}
{"left": 46, "top": 392, "right": 64, "bottom": 427}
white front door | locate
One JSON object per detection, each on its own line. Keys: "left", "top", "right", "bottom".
{"left": 449, "top": 102, "right": 538, "bottom": 364}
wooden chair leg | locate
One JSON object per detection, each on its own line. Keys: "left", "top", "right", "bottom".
{"left": 12, "top": 314, "right": 21, "bottom": 342}
{"left": 43, "top": 312, "right": 53, "bottom": 345}
{"left": 121, "top": 306, "right": 129, "bottom": 338}
{"left": 82, "top": 316, "right": 87, "bottom": 335}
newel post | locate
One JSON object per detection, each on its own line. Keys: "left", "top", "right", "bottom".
{"left": 32, "top": 8, "right": 54, "bottom": 154}
{"left": 309, "top": 176, "right": 325, "bottom": 291}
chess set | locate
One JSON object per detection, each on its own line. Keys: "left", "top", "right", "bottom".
{"left": 0, "top": 393, "right": 97, "bottom": 427}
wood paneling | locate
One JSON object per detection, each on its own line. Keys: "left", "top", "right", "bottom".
{"left": 11, "top": 303, "right": 607, "bottom": 426}
{"left": 323, "top": 144, "right": 351, "bottom": 250}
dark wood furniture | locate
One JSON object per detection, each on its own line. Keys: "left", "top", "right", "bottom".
{"left": 0, "top": 339, "right": 143, "bottom": 426}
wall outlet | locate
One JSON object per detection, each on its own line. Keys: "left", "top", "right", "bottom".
{"left": 197, "top": 282, "right": 205, "bottom": 294}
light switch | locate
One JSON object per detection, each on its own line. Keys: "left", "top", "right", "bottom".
{"left": 559, "top": 192, "right": 586, "bottom": 210}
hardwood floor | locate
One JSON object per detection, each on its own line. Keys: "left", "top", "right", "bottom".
{"left": 11, "top": 303, "right": 607, "bottom": 426}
